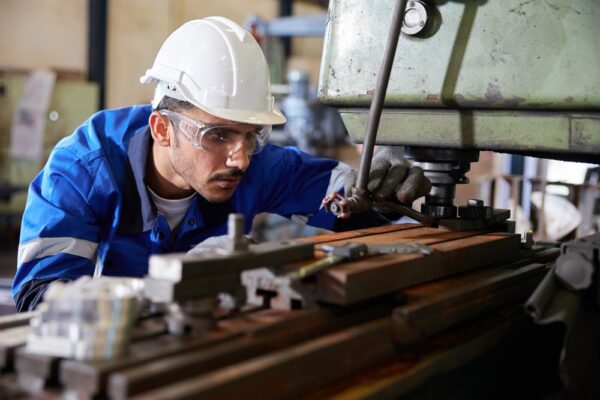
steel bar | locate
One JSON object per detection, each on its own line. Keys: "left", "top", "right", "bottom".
{"left": 374, "top": 201, "right": 436, "bottom": 227}
{"left": 285, "top": 255, "right": 345, "bottom": 282}
{"left": 149, "top": 240, "right": 314, "bottom": 282}
{"left": 60, "top": 329, "right": 242, "bottom": 397}
{"left": 130, "top": 317, "right": 397, "bottom": 400}
{"left": 392, "top": 263, "right": 547, "bottom": 344}
{"left": 0, "top": 326, "right": 29, "bottom": 371}
{"left": 299, "top": 223, "right": 422, "bottom": 244}
{"left": 14, "top": 315, "right": 166, "bottom": 394}
{"left": 318, "top": 225, "right": 480, "bottom": 246}
{"left": 144, "top": 273, "right": 241, "bottom": 302}
{"left": 0, "top": 312, "right": 36, "bottom": 330}
{"left": 108, "top": 302, "right": 393, "bottom": 399}
{"left": 14, "top": 349, "right": 59, "bottom": 395}
{"left": 315, "top": 231, "right": 521, "bottom": 304}
{"left": 60, "top": 309, "right": 324, "bottom": 397}
{"left": 305, "top": 306, "right": 530, "bottom": 400}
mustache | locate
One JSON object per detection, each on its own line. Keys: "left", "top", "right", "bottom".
{"left": 210, "top": 168, "right": 245, "bottom": 181}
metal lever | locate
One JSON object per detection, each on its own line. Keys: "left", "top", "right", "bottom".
{"left": 322, "top": 192, "right": 435, "bottom": 227}
{"left": 323, "top": 0, "right": 412, "bottom": 218}
{"left": 285, "top": 243, "right": 368, "bottom": 281}
{"left": 373, "top": 201, "right": 436, "bottom": 227}
{"left": 285, "top": 241, "right": 432, "bottom": 282}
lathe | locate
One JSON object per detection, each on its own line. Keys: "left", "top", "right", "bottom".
{"left": 0, "top": 0, "right": 598, "bottom": 398}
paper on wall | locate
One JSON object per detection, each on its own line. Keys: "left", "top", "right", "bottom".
{"left": 9, "top": 69, "right": 57, "bottom": 161}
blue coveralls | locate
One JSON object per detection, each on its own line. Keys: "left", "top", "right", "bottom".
{"left": 13, "top": 105, "right": 377, "bottom": 311}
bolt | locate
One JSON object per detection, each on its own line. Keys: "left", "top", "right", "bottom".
{"left": 228, "top": 213, "right": 244, "bottom": 240}
{"left": 226, "top": 213, "right": 249, "bottom": 253}
{"left": 521, "top": 230, "right": 534, "bottom": 249}
{"left": 329, "top": 202, "right": 341, "bottom": 215}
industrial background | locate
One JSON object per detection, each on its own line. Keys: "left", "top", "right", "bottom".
{"left": 0, "top": 0, "right": 598, "bottom": 399}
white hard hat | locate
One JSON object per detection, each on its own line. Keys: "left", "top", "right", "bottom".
{"left": 140, "top": 17, "right": 286, "bottom": 125}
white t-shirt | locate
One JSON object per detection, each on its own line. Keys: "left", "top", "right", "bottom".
{"left": 147, "top": 186, "right": 196, "bottom": 231}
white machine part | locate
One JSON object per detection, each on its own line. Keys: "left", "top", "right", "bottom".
{"left": 25, "top": 276, "right": 144, "bottom": 360}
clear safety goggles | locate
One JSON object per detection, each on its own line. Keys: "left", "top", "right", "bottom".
{"left": 160, "top": 110, "right": 271, "bottom": 156}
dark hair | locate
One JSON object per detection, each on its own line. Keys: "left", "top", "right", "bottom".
{"left": 154, "top": 96, "right": 194, "bottom": 112}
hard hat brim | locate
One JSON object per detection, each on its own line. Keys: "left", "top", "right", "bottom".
{"left": 197, "top": 105, "right": 287, "bottom": 126}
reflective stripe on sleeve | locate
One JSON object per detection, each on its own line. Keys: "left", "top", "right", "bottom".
{"left": 18, "top": 237, "right": 98, "bottom": 267}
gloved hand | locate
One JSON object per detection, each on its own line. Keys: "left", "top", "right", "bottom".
{"left": 344, "top": 147, "right": 431, "bottom": 204}
{"left": 188, "top": 234, "right": 256, "bottom": 255}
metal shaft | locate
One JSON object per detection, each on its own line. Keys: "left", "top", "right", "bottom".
{"left": 373, "top": 201, "right": 436, "bottom": 227}
{"left": 285, "top": 255, "right": 345, "bottom": 282}
{"left": 356, "top": 0, "right": 408, "bottom": 191}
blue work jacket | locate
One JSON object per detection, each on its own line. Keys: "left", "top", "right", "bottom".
{"left": 12, "top": 105, "right": 360, "bottom": 309}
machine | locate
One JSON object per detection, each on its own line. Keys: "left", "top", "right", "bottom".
{"left": 319, "top": 0, "right": 599, "bottom": 224}
{"left": 0, "top": 1, "right": 598, "bottom": 398}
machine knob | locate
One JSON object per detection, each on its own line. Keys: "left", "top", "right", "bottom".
{"left": 402, "top": 1, "right": 428, "bottom": 36}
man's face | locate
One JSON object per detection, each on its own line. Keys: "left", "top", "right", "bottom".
{"left": 165, "top": 107, "right": 256, "bottom": 203}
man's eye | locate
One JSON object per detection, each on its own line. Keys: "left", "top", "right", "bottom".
{"left": 207, "top": 129, "right": 232, "bottom": 142}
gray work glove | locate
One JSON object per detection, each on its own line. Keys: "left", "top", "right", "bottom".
{"left": 188, "top": 234, "right": 256, "bottom": 255}
{"left": 344, "top": 147, "right": 431, "bottom": 204}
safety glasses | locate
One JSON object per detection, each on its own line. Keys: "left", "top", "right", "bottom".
{"left": 160, "top": 110, "right": 271, "bottom": 157}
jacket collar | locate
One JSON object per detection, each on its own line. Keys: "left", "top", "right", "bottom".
{"left": 118, "top": 126, "right": 158, "bottom": 234}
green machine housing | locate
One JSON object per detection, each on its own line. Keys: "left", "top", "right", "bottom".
{"left": 318, "top": 0, "right": 599, "bottom": 219}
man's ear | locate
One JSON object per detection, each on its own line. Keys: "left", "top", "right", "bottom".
{"left": 149, "top": 111, "right": 171, "bottom": 147}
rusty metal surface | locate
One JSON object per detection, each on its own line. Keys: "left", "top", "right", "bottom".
{"left": 313, "top": 228, "right": 522, "bottom": 304}
{"left": 59, "top": 309, "right": 325, "bottom": 397}
{"left": 130, "top": 318, "right": 397, "bottom": 400}
{"left": 59, "top": 328, "right": 242, "bottom": 397}
{"left": 392, "top": 262, "right": 547, "bottom": 344}
{"left": 305, "top": 306, "right": 532, "bottom": 400}
{"left": 108, "top": 302, "right": 394, "bottom": 399}
{"left": 0, "top": 227, "right": 564, "bottom": 398}
{"left": 299, "top": 223, "right": 422, "bottom": 244}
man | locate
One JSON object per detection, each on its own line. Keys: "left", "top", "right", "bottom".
{"left": 12, "top": 17, "right": 429, "bottom": 312}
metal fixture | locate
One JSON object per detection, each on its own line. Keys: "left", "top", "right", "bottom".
{"left": 458, "top": 199, "right": 494, "bottom": 219}
{"left": 288, "top": 241, "right": 433, "bottom": 281}
{"left": 25, "top": 277, "right": 143, "bottom": 360}
{"left": 145, "top": 213, "right": 315, "bottom": 334}
{"left": 243, "top": 240, "right": 433, "bottom": 310}
{"left": 402, "top": 147, "right": 479, "bottom": 219}
{"left": 402, "top": 1, "right": 428, "bottom": 35}
{"left": 165, "top": 297, "right": 218, "bottom": 335}
{"left": 224, "top": 213, "right": 250, "bottom": 253}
